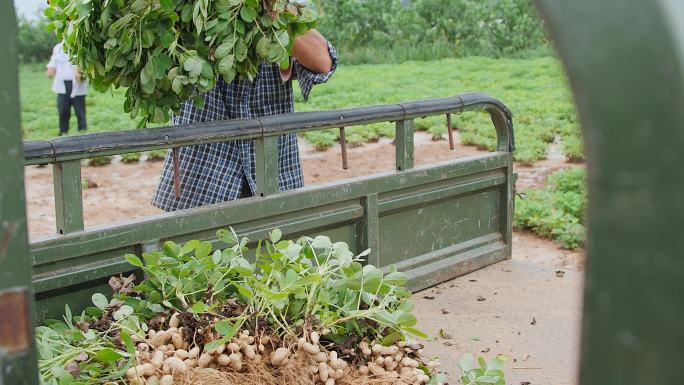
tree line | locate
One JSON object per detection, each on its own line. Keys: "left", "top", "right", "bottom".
{"left": 16, "top": 0, "right": 547, "bottom": 64}
{"left": 316, "top": 0, "right": 548, "bottom": 64}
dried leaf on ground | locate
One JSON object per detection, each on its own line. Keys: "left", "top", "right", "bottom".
{"left": 439, "top": 329, "right": 453, "bottom": 339}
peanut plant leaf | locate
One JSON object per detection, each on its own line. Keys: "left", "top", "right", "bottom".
{"left": 96, "top": 348, "right": 124, "bottom": 363}
{"left": 195, "top": 241, "right": 213, "bottom": 259}
{"left": 270, "top": 228, "right": 283, "bottom": 243}
{"left": 403, "top": 327, "right": 428, "bottom": 339}
{"left": 125, "top": 254, "right": 143, "bottom": 268}
{"left": 240, "top": 6, "right": 257, "bottom": 22}
{"left": 181, "top": 240, "right": 200, "bottom": 256}
{"left": 91, "top": 293, "right": 109, "bottom": 310}
{"left": 215, "top": 320, "right": 234, "bottom": 337}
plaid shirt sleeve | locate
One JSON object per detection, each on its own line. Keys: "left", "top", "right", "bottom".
{"left": 294, "top": 40, "right": 338, "bottom": 101}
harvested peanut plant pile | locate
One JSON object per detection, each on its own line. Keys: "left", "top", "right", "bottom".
{"left": 37, "top": 229, "right": 443, "bottom": 385}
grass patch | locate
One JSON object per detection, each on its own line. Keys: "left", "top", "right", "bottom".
{"left": 515, "top": 168, "right": 587, "bottom": 250}
{"left": 20, "top": 57, "right": 578, "bottom": 164}
{"left": 120, "top": 152, "right": 142, "bottom": 164}
{"left": 88, "top": 156, "right": 112, "bottom": 167}
{"left": 562, "top": 132, "right": 585, "bottom": 163}
{"left": 297, "top": 57, "right": 578, "bottom": 164}
{"left": 146, "top": 150, "right": 169, "bottom": 162}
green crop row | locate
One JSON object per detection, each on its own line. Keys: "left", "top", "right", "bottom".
{"left": 515, "top": 168, "right": 587, "bottom": 250}
{"left": 297, "top": 56, "right": 580, "bottom": 164}
{"left": 21, "top": 56, "right": 579, "bottom": 164}
{"left": 316, "top": 0, "right": 549, "bottom": 64}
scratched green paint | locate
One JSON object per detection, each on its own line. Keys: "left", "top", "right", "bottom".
{"left": 53, "top": 160, "right": 85, "bottom": 234}
{"left": 0, "top": 2, "right": 40, "bottom": 384}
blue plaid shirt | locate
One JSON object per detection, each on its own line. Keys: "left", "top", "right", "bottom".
{"left": 152, "top": 42, "right": 338, "bottom": 212}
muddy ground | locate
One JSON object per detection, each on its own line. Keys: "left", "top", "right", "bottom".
{"left": 24, "top": 132, "right": 584, "bottom": 384}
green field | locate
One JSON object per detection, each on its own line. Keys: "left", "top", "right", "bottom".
{"left": 516, "top": 168, "right": 586, "bottom": 250}
{"left": 20, "top": 56, "right": 579, "bottom": 164}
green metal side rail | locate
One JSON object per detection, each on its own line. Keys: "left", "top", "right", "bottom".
{"left": 23, "top": 94, "right": 515, "bottom": 322}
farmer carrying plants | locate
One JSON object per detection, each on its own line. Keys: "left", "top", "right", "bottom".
{"left": 152, "top": 30, "right": 337, "bottom": 211}
{"left": 47, "top": 0, "right": 337, "bottom": 211}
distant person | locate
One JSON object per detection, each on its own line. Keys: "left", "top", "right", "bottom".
{"left": 46, "top": 42, "right": 88, "bottom": 136}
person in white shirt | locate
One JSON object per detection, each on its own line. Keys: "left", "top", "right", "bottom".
{"left": 46, "top": 42, "right": 88, "bottom": 136}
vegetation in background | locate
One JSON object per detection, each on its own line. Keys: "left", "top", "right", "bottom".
{"left": 17, "top": 15, "right": 56, "bottom": 63}
{"left": 146, "top": 150, "right": 169, "bottom": 162}
{"left": 18, "top": 0, "right": 572, "bottom": 165}
{"left": 297, "top": 56, "right": 578, "bottom": 165}
{"left": 121, "top": 153, "right": 142, "bottom": 164}
{"left": 19, "top": 0, "right": 547, "bottom": 66}
{"left": 562, "top": 132, "right": 585, "bottom": 162}
{"left": 80, "top": 178, "right": 99, "bottom": 191}
{"left": 121, "top": 152, "right": 168, "bottom": 164}
{"left": 317, "top": 0, "right": 549, "bottom": 64}
{"left": 88, "top": 156, "right": 113, "bottom": 167}
{"left": 21, "top": 57, "right": 578, "bottom": 165}
{"left": 515, "top": 168, "right": 587, "bottom": 250}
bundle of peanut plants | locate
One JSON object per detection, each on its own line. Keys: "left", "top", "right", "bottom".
{"left": 37, "top": 229, "right": 443, "bottom": 385}
{"left": 46, "top": 0, "right": 317, "bottom": 126}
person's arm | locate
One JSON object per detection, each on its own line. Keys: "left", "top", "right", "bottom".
{"left": 73, "top": 66, "right": 83, "bottom": 81}
{"left": 46, "top": 46, "right": 57, "bottom": 78}
{"left": 291, "top": 33, "right": 338, "bottom": 101}
{"left": 292, "top": 29, "right": 333, "bottom": 74}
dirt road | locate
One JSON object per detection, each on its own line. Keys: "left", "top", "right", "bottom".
{"left": 415, "top": 256, "right": 583, "bottom": 385}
